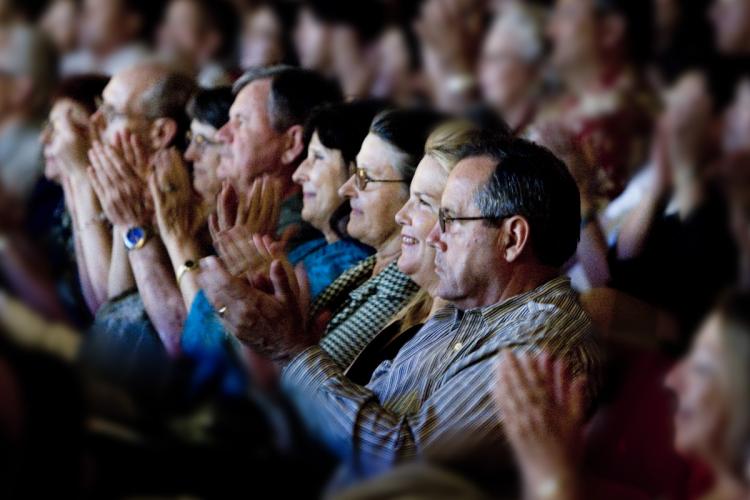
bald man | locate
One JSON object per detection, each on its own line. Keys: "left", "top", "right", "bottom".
{"left": 81, "top": 63, "right": 196, "bottom": 367}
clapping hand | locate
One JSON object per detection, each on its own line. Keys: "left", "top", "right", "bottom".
{"left": 208, "top": 177, "right": 282, "bottom": 276}
{"left": 493, "top": 351, "right": 585, "bottom": 494}
{"left": 197, "top": 241, "right": 315, "bottom": 364}
{"left": 87, "top": 131, "right": 152, "bottom": 228}
{"left": 149, "top": 147, "right": 200, "bottom": 240}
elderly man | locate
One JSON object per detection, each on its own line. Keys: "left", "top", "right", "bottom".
{"left": 76, "top": 64, "right": 195, "bottom": 375}
{"left": 214, "top": 65, "right": 342, "bottom": 248}
{"left": 200, "top": 131, "right": 601, "bottom": 494}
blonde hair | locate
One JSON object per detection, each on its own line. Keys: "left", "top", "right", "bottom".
{"left": 424, "top": 119, "right": 482, "bottom": 175}
{"left": 388, "top": 120, "right": 483, "bottom": 332}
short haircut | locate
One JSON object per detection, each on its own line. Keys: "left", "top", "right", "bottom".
{"left": 140, "top": 69, "right": 197, "bottom": 149}
{"left": 185, "top": 0, "right": 239, "bottom": 60}
{"left": 303, "top": 99, "right": 390, "bottom": 168}
{"left": 122, "top": 0, "right": 166, "bottom": 42}
{"left": 302, "top": 0, "right": 385, "bottom": 43}
{"left": 369, "top": 108, "right": 447, "bottom": 185}
{"left": 52, "top": 74, "right": 110, "bottom": 114}
{"left": 457, "top": 133, "right": 581, "bottom": 268}
{"left": 187, "top": 86, "right": 233, "bottom": 130}
{"left": 233, "top": 65, "right": 343, "bottom": 132}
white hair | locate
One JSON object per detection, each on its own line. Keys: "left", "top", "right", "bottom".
{"left": 491, "top": 2, "right": 546, "bottom": 63}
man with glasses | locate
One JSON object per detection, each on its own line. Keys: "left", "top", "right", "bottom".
{"left": 206, "top": 131, "right": 602, "bottom": 494}
{"left": 77, "top": 63, "right": 196, "bottom": 391}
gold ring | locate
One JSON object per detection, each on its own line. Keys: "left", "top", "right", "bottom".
{"left": 217, "top": 305, "right": 227, "bottom": 317}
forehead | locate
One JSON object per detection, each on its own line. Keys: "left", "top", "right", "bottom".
{"left": 411, "top": 155, "right": 448, "bottom": 196}
{"left": 356, "top": 133, "right": 403, "bottom": 176}
{"left": 191, "top": 119, "right": 217, "bottom": 136}
{"left": 441, "top": 156, "right": 495, "bottom": 209}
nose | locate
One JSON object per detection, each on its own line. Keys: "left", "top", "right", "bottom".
{"left": 664, "top": 360, "right": 685, "bottom": 394}
{"left": 292, "top": 157, "right": 310, "bottom": 185}
{"left": 426, "top": 220, "right": 445, "bottom": 251}
{"left": 216, "top": 122, "right": 232, "bottom": 144}
{"left": 394, "top": 199, "right": 411, "bottom": 227}
{"left": 338, "top": 174, "right": 356, "bottom": 199}
{"left": 40, "top": 124, "right": 52, "bottom": 145}
{"left": 185, "top": 141, "right": 198, "bottom": 162}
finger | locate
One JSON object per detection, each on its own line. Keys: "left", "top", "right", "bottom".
{"left": 269, "top": 259, "right": 295, "bottom": 308}
{"left": 295, "top": 263, "right": 311, "bottom": 316}
{"left": 120, "top": 130, "right": 136, "bottom": 168}
{"left": 258, "top": 176, "right": 274, "bottom": 230}
{"left": 253, "top": 233, "right": 272, "bottom": 263}
{"left": 245, "top": 178, "right": 262, "bottom": 228}
{"left": 236, "top": 188, "right": 248, "bottom": 228}
{"left": 553, "top": 356, "right": 568, "bottom": 408}
{"left": 569, "top": 375, "right": 587, "bottom": 424}
{"left": 217, "top": 182, "right": 231, "bottom": 230}
{"left": 130, "top": 133, "right": 148, "bottom": 175}
{"left": 208, "top": 213, "right": 220, "bottom": 243}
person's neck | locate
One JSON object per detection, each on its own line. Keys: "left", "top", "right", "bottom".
{"left": 321, "top": 224, "right": 339, "bottom": 244}
{"left": 673, "top": 168, "right": 706, "bottom": 220}
{"left": 708, "top": 466, "right": 748, "bottom": 500}
{"left": 372, "top": 233, "right": 401, "bottom": 276}
{"left": 457, "top": 262, "right": 559, "bottom": 310}
{"left": 428, "top": 297, "right": 449, "bottom": 317}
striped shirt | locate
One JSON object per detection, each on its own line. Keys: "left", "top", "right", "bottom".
{"left": 282, "top": 276, "right": 601, "bottom": 492}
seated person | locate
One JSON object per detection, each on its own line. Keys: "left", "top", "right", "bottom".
{"left": 200, "top": 131, "right": 602, "bottom": 494}
{"left": 196, "top": 108, "right": 445, "bottom": 394}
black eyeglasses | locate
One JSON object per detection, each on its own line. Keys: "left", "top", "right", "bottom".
{"left": 438, "top": 207, "right": 506, "bottom": 233}
{"left": 349, "top": 165, "right": 406, "bottom": 191}
{"left": 94, "top": 96, "right": 134, "bottom": 123}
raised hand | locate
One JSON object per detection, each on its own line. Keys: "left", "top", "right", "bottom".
{"left": 149, "top": 147, "right": 199, "bottom": 240}
{"left": 493, "top": 350, "right": 585, "bottom": 497}
{"left": 197, "top": 252, "right": 314, "bottom": 364}
{"left": 87, "top": 132, "right": 152, "bottom": 228}
{"left": 208, "top": 177, "right": 283, "bottom": 276}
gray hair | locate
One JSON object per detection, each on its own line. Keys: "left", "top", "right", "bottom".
{"left": 490, "top": 3, "right": 546, "bottom": 64}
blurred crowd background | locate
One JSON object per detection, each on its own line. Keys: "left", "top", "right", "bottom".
{"left": 1, "top": 0, "right": 750, "bottom": 498}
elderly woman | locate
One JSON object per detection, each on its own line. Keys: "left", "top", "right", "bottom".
{"left": 199, "top": 108, "right": 447, "bottom": 375}
{"left": 345, "top": 118, "right": 490, "bottom": 383}
{"left": 288, "top": 101, "right": 385, "bottom": 299}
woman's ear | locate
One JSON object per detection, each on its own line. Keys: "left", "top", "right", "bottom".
{"left": 502, "top": 215, "right": 531, "bottom": 263}
{"left": 149, "top": 117, "right": 178, "bottom": 150}
{"left": 281, "top": 124, "right": 305, "bottom": 166}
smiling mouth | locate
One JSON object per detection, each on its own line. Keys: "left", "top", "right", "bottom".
{"left": 401, "top": 235, "right": 418, "bottom": 246}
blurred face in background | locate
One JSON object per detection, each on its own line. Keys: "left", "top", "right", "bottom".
{"left": 479, "top": 15, "right": 540, "bottom": 114}
{"left": 216, "top": 79, "right": 286, "bottom": 191}
{"left": 185, "top": 119, "right": 223, "bottom": 205}
{"left": 157, "top": 0, "right": 218, "bottom": 67}
{"left": 294, "top": 7, "right": 332, "bottom": 72}
{"left": 338, "top": 133, "right": 409, "bottom": 250}
{"left": 723, "top": 78, "right": 750, "bottom": 155}
{"left": 41, "top": 98, "right": 91, "bottom": 183}
{"left": 40, "top": 0, "right": 79, "bottom": 55}
{"left": 711, "top": 0, "right": 750, "bottom": 54}
{"left": 665, "top": 314, "right": 732, "bottom": 465}
{"left": 371, "top": 28, "right": 412, "bottom": 100}
{"left": 660, "top": 72, "right": 714, "bottom": 176}
{"left": 395, "top": 155, "right": 446, "bottom": 290}
{"left": 240, "top": 6, "right": 284, "bottom": 70}
{"left": 547, "top": 0, "right": 598, "bottom": 76}
{"left": 292, "top": 131, "right": 349, "bottom": 235}
{"left": 80, "top": 0, "right": 142, "bottom": 55}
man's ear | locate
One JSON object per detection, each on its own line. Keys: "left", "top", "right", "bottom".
{"left": 280, "top": 124, "right": 305, "bottom": 166}
{"left": 149, "top": 117, "right": 178, "bottom": 150}
{"left": 501, "top": 215, "right": 531, "bottom": 263}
